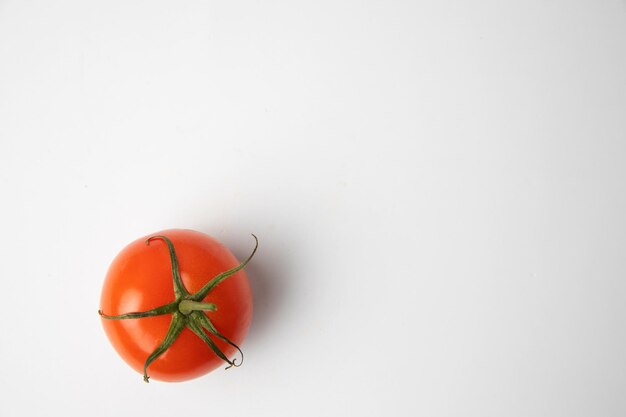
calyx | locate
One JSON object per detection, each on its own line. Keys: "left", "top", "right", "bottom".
{"left": 99, "top": 234, "right": 258, "bottom": 382}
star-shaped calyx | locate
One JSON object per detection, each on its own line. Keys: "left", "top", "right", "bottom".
{"left": 99, "top": 234, "right": 258, "bottom": 382}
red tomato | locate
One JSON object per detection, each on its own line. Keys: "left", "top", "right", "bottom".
{"left": 99, "top": 229, "right": 255, "bottom": 382}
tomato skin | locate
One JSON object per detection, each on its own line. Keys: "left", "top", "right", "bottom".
{"left": 100, "top": 229, "right": 253, "bottom": 382}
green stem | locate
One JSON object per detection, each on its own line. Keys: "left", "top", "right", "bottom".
{"left": 178, "top": 300, "right": 217, "bottom": 315}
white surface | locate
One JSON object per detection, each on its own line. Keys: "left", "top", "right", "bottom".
{"left": 1, "top": 1, "right": 626, "bottom": 416}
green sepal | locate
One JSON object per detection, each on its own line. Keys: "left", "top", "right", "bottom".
{"left": 191, "top": 234, "right": 258, "bottom": 302}
{"left": 196, "top": 311, "right": 244, "bottom": 367}
{"left": 143, "top": 313, "right": 187, "bottom": 383}
{"left": 98, "top": 301, "right": 178, "bottom": 320}
{"left": 187, "top": 313, "right": 234, "bottom": 367}
{"left": 146, "top": 235, "right": 189, "bottom": 298}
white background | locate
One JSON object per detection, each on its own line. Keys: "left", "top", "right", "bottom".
{"left": 1, "top": 1, "right": 625, "bottom": 416}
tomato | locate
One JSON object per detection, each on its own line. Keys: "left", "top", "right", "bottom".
{"left": 99, "top": 229, "right": 256, "bottom": 383}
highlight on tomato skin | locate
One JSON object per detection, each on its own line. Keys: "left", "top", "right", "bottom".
{"left": 98, "top": 229, "right": 256, "bottom": 383}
